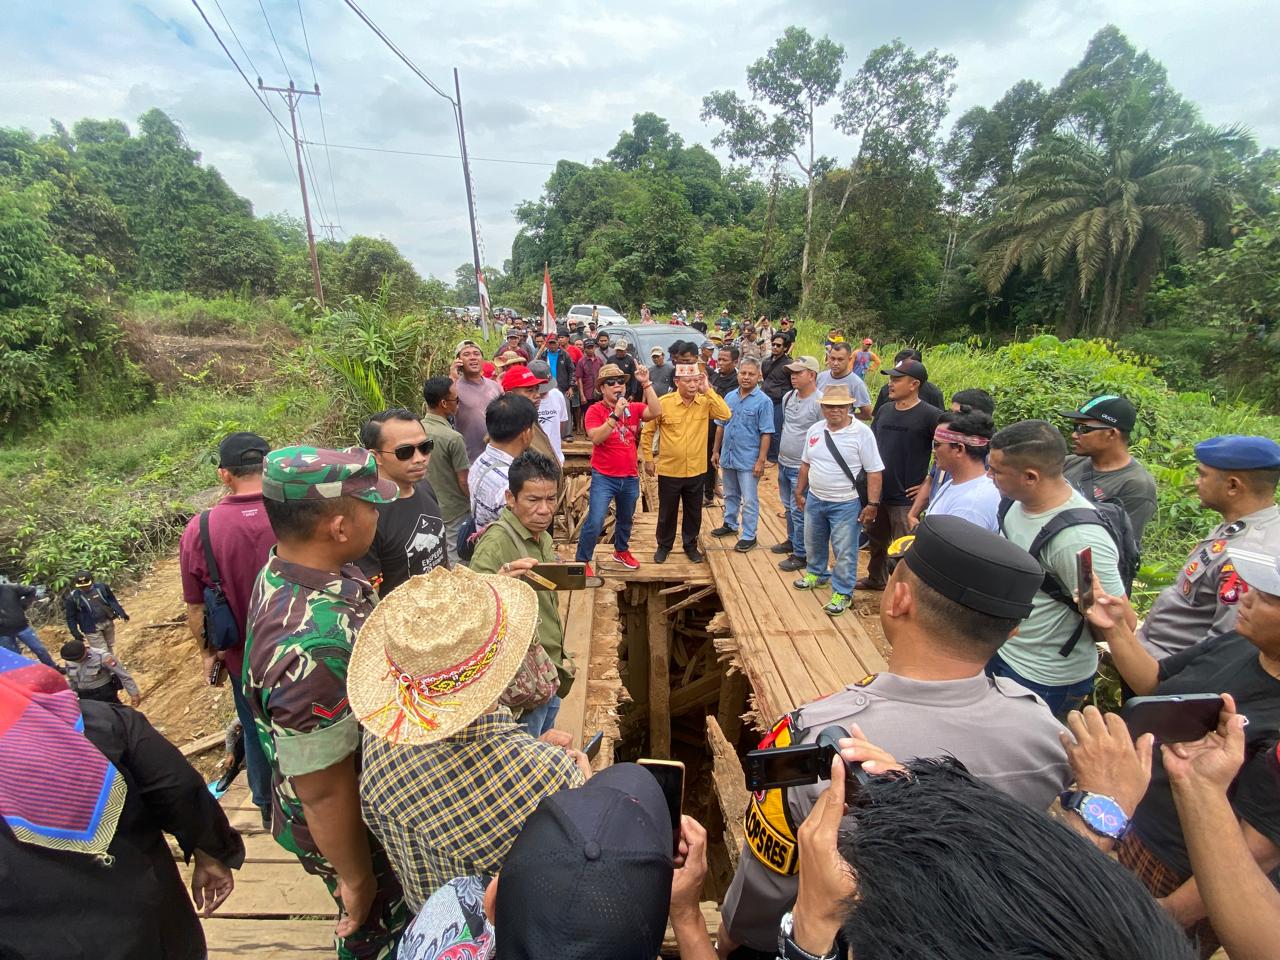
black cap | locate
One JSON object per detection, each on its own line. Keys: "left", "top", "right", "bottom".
{"left": 61, "top": 639, "right": 86, "bottom": 660}
{"left": 73, "top": 570, "right": 93, "bottom": 587}
{"left": 218, "top": 432, "right": 270, "bottom": 468}
{"left": 884, "top": 359, "right": 928, "bottom": 382}
{"left": 496, "top": 762, "right": 673, "bottom": 959}
{"left": 903, "top": 515, "right": 1043, "bottom": 619}
{"left": 1060, "top": 395, "right": 1137, "bottom": 433}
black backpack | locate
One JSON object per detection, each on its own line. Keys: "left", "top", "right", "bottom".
{"left": 997, "top": 491, "right": 1140, "bottom": 658}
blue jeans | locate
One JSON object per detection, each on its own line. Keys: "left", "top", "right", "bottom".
{"left": 230, "top": 675, "right": 274, "bottom": 813}
{"left": 804, "top": 494, "right": 861, "bottom": 596}
{"left": 721, "top": 468, "right": 761, "bottom": 541}
{"left": 0, "top": 625, "right": 57, "bottom": 669}
{"left": 986, "top": 655, "right": 1094, "bottom": 720}
{"left": 519, "top": 694, "right": 562, "bottom": 737}
{"left": 777, "top": 464, "right": 805, "bottom": 558}
{"left": 575, "top": 470, "right": 639, "bottom": 561}
{"left": 767, "top": 400, "right": 784, "bottom": 462}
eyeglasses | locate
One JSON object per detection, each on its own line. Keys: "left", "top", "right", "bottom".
{"left": 772, "top": 342, "right": 785, "bottom": 348}
{"left": 1072, "top": 423, "right": 1113, "bottom": 434}
{"left": 381, "top": 439, "right": 434, "bottom": 461}
{"left": 601, "top": 377, "right": 627, "bottom": 387}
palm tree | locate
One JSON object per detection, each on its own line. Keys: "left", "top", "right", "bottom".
{"left": 970, "top": 89, "right": 1248, "bottom": 335}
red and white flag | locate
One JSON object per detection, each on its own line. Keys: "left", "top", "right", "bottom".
{"left": 540, "top": 264, "right": 556, "bottom": 334}
{"left": 476, "top": 267, "right": 491, "bottom": 315}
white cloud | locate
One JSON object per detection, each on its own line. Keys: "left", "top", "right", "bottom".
{"left": 2, "top": 0, "right": 1277, "bottom": 282}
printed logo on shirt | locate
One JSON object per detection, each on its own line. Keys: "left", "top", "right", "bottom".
{"left": 808, "top": 434, "right": 820, "bottom": 447}
{"left": 404, "top": 513, "right": 446, "bottom": 575}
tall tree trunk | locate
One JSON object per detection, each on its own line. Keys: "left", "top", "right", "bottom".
{"left": 1058, "top": 277, "right": 1082, "bottom": 338}
{"left": 798, "top": 102, "right": 816, "bottom": 317}
{"left": 749, "top": 166, "right": 782, "bottom": 319}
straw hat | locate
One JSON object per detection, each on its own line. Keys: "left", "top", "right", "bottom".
{"left": 348, "top": 565, "right": 539, "bottom": 745}
{"left": 494, "top": 350, "right": 525, "bottom": 368}
{"left": 819, "top": 384, "right": 856, "bottom": 406}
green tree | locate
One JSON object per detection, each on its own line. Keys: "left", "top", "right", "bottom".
{"left": 702, "top": 26, "right": 845, "bottom": 313}
{"left": 186, "top": 215, "right": 282, "bottom": 296}
{"left": 335, "top": 235, "right": 426, "bottom": 309}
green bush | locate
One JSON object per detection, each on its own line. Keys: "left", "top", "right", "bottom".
{"left": 126, "top": 290, "right": 298, "bottom": 337}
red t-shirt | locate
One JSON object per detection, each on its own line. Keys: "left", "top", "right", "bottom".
{"left": 585, "top": 401, "right": 647, "bottom": 477}
{"left": 566, "top": 344, "right": 584, "bottom": 364}
{"left": 179, "top": 492, "right": 277, "bottom": 678}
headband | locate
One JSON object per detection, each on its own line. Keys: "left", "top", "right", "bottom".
{"left": 934, "top": 426, "right": 990, "bottom": 448}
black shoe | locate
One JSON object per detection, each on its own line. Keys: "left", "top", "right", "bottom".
{"left": 778, "top": 555, "right": 807, "bottom": 571}
{"left": 261, "top": 807, "right": 272, "bottom": 831}
{"left": 710, "top": 525, "right": 736, "bottom": 538}
{"left": 685, "top": 546, "right": 705, "bottom": 563}
{"left": 654, "top": 546, "right": 670, "bottom": 564}
{"left": 734, "top": 538, "right": 757, "bottom": 553}
{"left": 770, "top": 540, "right": 793, "bottom": 555}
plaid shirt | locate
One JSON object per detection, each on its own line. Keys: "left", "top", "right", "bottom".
{"left": 359, "top": 708, "right": 584, "bottom": 911}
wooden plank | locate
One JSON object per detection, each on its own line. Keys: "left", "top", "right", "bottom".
{"left": 179, "top": 860, "right": 335, "bottom": 917}
{"left": 181, "top": 731, "right": 226, "bottom": 758}
{"left": 716, "top": 669, "right": 749, "bottom": 746}
{"left": 661, "top": 586, "right": 716, "bottom": 617}
{"left": 556, "top": 588, "right": 595, "bottom": 746}
{"left": 647, "top": 583, "right": 672, "bottom": 758}
{"left": 661, "top": 902, "right": 721, "bottom": 954}
{"left": 707, "top": 716, "right": 750, "bottom": 870}
{"left": 203, "top": 918, "right": 335, "bottom": 955}
{"left": 669, "top": 670, "right": 724, "bottom": 715}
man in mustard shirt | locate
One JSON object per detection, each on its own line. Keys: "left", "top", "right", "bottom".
{"left": 641, "top": 363, "right": 731, "bottom": 564}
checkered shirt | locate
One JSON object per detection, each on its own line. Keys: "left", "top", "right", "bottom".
{"left": 359, "top": 707, "right": 584, "bottom": 912}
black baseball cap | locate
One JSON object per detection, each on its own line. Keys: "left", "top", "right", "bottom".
{"left": 1060, "top": 395, "right": 1137, "bottom": 433}
{"left": 218, "top": 432, "right": 270, "bottom": 468}
{"left": 496, "top": 762, "right": 673, "bottom": 959}
{"left": 903, "top": 515, "right": 1043, "bottom": 619}
{"left": 884, "top": 359, "right": 928, "bottom": 383}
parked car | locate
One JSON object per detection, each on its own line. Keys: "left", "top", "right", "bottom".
{"left": 607, "top": 325, "right": 709, "bottom": 363}
{"left": 565, "top": 303, "right": 628, "bottom": 326}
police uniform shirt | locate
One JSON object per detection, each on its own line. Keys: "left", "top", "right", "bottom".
{"left": 1139, "top": 504, "right": 1280, "bottom": 659}
{"left": 720, "top": 671, "right": 1070, "bottom": 951}
{"left": 66, "top": 648, "right": 137, "bottom": 696}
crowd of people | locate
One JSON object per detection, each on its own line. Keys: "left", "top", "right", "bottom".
{"left": 1, "top": 311, "right": 1279, "bottom": 960}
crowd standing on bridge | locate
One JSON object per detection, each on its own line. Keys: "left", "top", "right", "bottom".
{"left": 3, "top": 310, "right": 1280, "bottom": 960}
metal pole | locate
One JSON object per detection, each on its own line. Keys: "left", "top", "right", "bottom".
{"left": 453, "top": 67, "right": 488, "bottom": 338}
{"left": 263, "top": 80, "right": 325, "bottom": 308}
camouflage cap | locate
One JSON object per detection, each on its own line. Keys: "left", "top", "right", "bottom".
{"left": 262, "top": 446, "right": 400, "bottom": 504}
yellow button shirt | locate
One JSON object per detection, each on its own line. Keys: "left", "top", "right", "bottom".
{"left": 640, "top": 390, "right": 732, "bottom": 478}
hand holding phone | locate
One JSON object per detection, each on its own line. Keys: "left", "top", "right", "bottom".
{"left": 520, "top": 563, "right": 605, "bottom": 591}
{"left": 637, "top": 759, "right": 685, "bottom": 857}
{"left": 1122, "top": 694, "right": 1225, "bottom": 743}
{"left": 583, "top": 730, "right": 604, "bottom": 761}
{"left": 1076, "top": 547, "right": 1095, "bottom": 614}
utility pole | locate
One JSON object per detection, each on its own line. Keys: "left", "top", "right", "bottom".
{"left": 260, "top": 79, "right": 325, "bottom": 308}
{"left": 453, "top": 68, "right": 488, "bottom": 338}
{"left": 317, "top": 223, "right": 342, "bottom": 243}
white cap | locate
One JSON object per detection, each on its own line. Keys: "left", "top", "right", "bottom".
{"left": 1229, "top": 548, "right": 1280, "bottom": 596}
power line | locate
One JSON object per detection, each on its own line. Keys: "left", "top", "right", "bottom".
{"left": 301, "top": 139, "right": 557, "bottom": 167}
{"left": 257, "top": 0, "right": 293, "bottom": 84}
{"left": 340, "top": 0, "right": 456, "bottom": 106}
{"left": 189, "top": 0, "right": 292, "bottom": 140}
{"left": 296, "top": 0, "right": 341, "bottom": 228}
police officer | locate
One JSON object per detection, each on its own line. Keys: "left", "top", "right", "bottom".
{"left": 718, "top": 515, "right": 1070, "bottom": 958}
{"left": 61, "top": 638, "right": 140, "bottom": 706}
{"left": 1139, "top": 435, "right": 1280, "bottom": 659}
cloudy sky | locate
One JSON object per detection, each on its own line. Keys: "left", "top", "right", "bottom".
{"left": 4, "top": 0, "right": 1277, "bottom": 284}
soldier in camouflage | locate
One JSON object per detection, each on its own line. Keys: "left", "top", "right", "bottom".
{"left": 243, "top": 446, "right": 408, "bottom": 959}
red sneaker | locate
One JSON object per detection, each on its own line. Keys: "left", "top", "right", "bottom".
{"left": 612, "top": 550, "right": 640, "bottom": 570}
{"left": 581, "top": 562, "right": 595, "bottom": 578}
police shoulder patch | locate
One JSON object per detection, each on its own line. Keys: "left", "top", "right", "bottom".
{"left": 745, "top": 713, "right": 802, "bottom": 876}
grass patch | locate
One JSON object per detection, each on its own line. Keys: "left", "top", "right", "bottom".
{"left": 126, "top": 291, "right": 301, "bottom": 338}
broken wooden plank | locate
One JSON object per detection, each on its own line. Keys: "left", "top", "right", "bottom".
{"left": 706, "top": 716, "right": 750, "bottom": 870}
{"left": 647, "top": 583, "right": 672, "bottom": 759}
{"left": 180, "top": 732, "right": 226, "bottom": 758}
{"left": 661, "top": 586, "right": 716, "bottom": 617}
{"left": 716, "top": 669, "right": 750, "bottom": 746}
{"left": 669, "top": 670, "right": 724, "bottom": 715}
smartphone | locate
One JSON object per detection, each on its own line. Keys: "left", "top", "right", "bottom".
{"left": 637, "top": 758, "right": 685, "bottom": 856}
{"left": 520, "top": 563, "right": 606, "bottom": 591}
{"left": 1076, "top": 546, "right": 1095, "bottom": 613}
{"left": 583, "top": 730, "right": 604, "bottom": 761}
{"left": 208, "top": 657, "right": 226, "bottom": 688}
{"left": 1121, "top": 694, "right": 1224, "bottom": 743}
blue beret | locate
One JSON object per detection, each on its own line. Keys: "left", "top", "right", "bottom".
{"left": 1194, "top": 435, "right": 1280, "bottom": 470}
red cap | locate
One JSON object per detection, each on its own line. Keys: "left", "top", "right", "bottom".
{"left": 501, "top": 365, "right": 547, "bottom": 391}
{"left": 482, "top": 361, "right": 496, "bottom": 379}
{"left": 862, "top": 337, "right": 873, "bottom": 345}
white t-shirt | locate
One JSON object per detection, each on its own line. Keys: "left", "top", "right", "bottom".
{"left": 927, "top": 474, "right": 1002, "bottom": 532}
{"left": 801, "top": 420, "right": 884, "bottom": 502}
{"left": 815, "top": 369, "right": 871, "bottom": 407}
{"left": 537, "top": 389, "right": 569, "bottom": 463}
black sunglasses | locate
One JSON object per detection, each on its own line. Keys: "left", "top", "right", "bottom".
{"left": 601, "top": 377, "right": 628, "bottom": 387}
{"left": 382, "top": 439, "right": 434, "bottom": 461}
{"left": 1072, "top": 423, "right": 1113, "bottom": 434}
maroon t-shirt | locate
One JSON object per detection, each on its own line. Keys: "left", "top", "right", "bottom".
{"left": 179, "top": 492, "right": 277, "bottom": 678}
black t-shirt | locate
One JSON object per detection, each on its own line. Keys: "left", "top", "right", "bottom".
{"left": 613, "top": 353, "right": 642, "bottom": 400}
{"left": 1133, "top": 631, "right": 1280, "bottom": 876}
{"left": 777, "top": 328, "right": 797, "bottom": 349}
{"left": 872, "top": 380, "right": 945, "bottom": 416}
{"left": 358, "top": 481, "right": 447, "bottom": 596}
{"left": 871, "top": 400, "right": 942, "bottom": 506}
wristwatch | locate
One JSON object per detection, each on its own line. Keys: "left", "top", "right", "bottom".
{"left": 1059, "top": 790, "right": 1129, "bottom": 840}
{"left": 778, "top": 911, "right": 838, "bottom": 960}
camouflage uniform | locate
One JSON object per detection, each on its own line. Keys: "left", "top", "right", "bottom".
{"left": 243, "top": 446, "right": 407, "bottom": 960}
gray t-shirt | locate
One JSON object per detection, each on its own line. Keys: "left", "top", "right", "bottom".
{"left": 815, "top": 369, "right": 871, "bottom": 407}
{"left": 777, "top": 390, "right": 824, "bottom": 467}
{"left": 1063, "top": 454, "right": 1158, "bottom": 545}
{"left": 647, "top": 362, "right": 675, "bottom": 396}
{"left": 927, "top": 474, "right": 1002, "bottom": 532}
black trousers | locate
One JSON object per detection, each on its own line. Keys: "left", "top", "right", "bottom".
{"left": 657, "top": 473, "right": 706, "bottom": 550}
{"left": 704, "top": 429, "right": 718, "bottom": 501}
{"left": 76, "top": 684, "right": 121, "bottom": 703}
